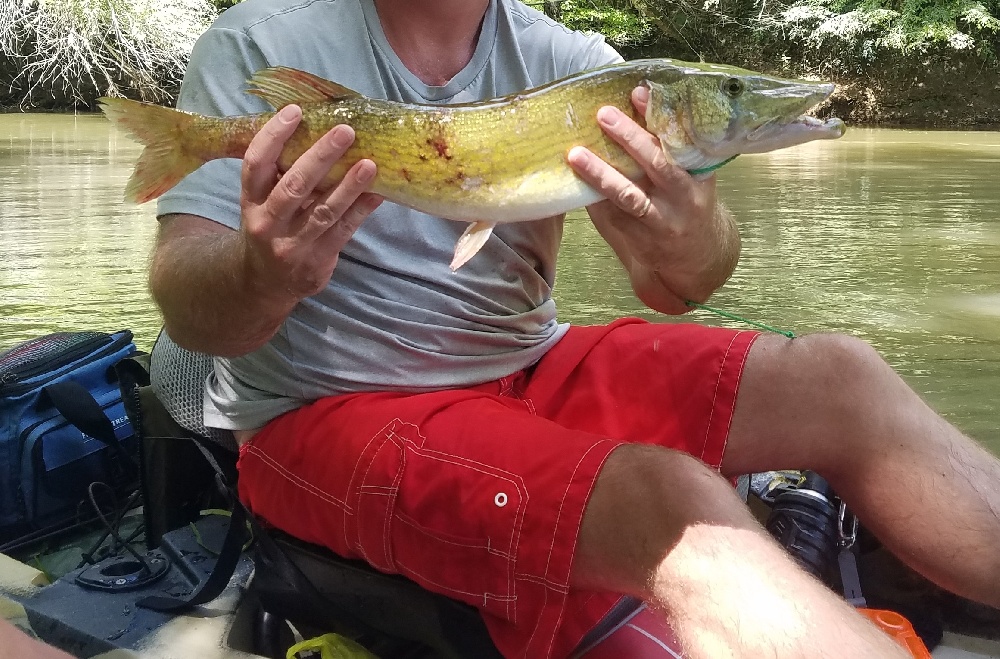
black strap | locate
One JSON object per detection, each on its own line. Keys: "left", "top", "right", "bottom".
{"left": 133, "top": 435, "right": 364, "bottom": 629}
{"left": 135, "top": 439, "right": 248, "bottom": 612}
{"left": 136, "top": 483, "right": 249, "bottom": 611}
{"left": 43, "top": 379, "right": 119, "bottom": 448}
{"left": 838, "top": 546, "right": 867, "bottom": 607}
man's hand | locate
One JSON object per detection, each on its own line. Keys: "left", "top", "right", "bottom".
{"left": 240, "top": 104, "right": 384, "bottom": 306}
{"left": 567, "top": 86, "right": 740, "bottom": 315}
{"left": 150, "top": 105, "right": 383, "bottom": 356}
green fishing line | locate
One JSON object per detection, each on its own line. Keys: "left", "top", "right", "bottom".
{"left": 685, "top": 301, "right": 795, "bottom": 338}
{"left": 687, "top": 155, "right": 739, "bottom": 177}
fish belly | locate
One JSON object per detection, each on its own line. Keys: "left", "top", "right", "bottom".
{"left": 379, "top": 167, "right": 606, "bottom": 223}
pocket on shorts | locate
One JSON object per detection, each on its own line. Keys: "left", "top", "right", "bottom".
{"left": 349, "top": 419, "right": 526, "bottom": 618}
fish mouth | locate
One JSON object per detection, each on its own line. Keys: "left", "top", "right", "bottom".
{"left": 746, "top": 81, "right": 844, "bottom": 144}
{"left": 744, "top": 114, "right": 846, "bottom": 152}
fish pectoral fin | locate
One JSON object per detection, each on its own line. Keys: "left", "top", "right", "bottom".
{"left": 248, "top": 67, "right": 362, "bottom": 109}
{"left": 450, "top": 221, "right": 496, "bottom": 271}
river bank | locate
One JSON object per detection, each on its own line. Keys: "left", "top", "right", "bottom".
{"left": 5, "top": 66, "right": 996, "bottom": 131}
{"left": 3, "top": 0, "right": 998, "bottom": 129}
{"left": 813, "top": 52, "right": 1000, "bottom": 129}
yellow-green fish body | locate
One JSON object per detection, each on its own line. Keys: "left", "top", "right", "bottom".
{"left": 101, "top": 59, "right": 845, "bottom": 268}
{"left": 262, "top": 67, "right": 646, "bottom": 223}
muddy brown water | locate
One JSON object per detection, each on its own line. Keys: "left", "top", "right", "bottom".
{"left": 2, "top": 113, "right": 998, "bottom": 453}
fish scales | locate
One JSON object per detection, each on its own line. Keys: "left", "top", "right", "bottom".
{"left": 277, "top": 69, "right": 647, "bottom": 222}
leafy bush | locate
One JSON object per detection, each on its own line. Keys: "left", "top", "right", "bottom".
{"left": 0, "top": 0, "right": 215, "bottom": 108}
{"left": 562, "top": 0, "right": 658, "bottom": 48}
{"left": 768, "top": 0, "right": 1000, "bottom": 65}
{"left": 627, "top": 0, "right": 999, "bottom": 69}
{"left": 526, "top": 0, "right": 659, "bottom": 54}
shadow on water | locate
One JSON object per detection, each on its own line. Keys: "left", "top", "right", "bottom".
{"left": 2, "top": 116, "right": 998, "bottom": 451}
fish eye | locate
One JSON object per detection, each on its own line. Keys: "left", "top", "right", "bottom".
{"left": 722, "top": 77, "right": 745, "bottom": 97}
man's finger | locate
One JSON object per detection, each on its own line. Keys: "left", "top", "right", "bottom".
{"left": 301, "top": 159, "right": 379, "bottom": 243}
{"left": 595, "top": 105, "right": 691, "bottom": 192}
{"left": 316, "top": 191, "right": 384, "bottom": 255}
{"left": 632, "top": 85, "right": 649, "bottom": 117}
{"left": 242, "top": 104, "right": 302, "bottom": 206}
{"left": 266, "top": 124, "right": 357, "bottom": 221}
{"left": 567, "top": 146, "right": 651, "bottom": 219}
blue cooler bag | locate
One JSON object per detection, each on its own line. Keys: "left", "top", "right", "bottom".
{"left": 0, "top": 330, "right": 139, "bottom": 549}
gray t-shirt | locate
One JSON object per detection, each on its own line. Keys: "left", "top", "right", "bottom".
{"left": 157, "top": 0, "right": 621, "bottom": 430}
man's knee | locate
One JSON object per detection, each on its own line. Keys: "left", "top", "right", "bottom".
{"left": 808, "top": 332, "right": 889, "bottom": 383}
{"left": 727, "top": 332, "right": 910, "bottom": 476}
{"left": 755, "top": 332, "right": 891, "bottom": 398}
{"left": 572, "top": 444, "right": 757, "bottom": 595}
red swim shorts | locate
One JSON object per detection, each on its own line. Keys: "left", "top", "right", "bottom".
{"left": 237, "top": 318, "right": 758, "bottom": 658}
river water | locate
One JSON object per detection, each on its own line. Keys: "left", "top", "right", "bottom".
{"left": 2, "top": 114, "right": 998, "bottom": 452}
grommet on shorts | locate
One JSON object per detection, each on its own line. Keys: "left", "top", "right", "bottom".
{"left": 495, "top": 492, "right": 508, "bottom": 508}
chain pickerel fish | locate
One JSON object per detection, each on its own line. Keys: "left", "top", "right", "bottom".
{"left": 100, "top": 59, "right": 845, "bottom": 270}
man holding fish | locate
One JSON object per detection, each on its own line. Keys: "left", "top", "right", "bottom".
{"left": 141, "top": 0, "right": 1000, "bottom": 656}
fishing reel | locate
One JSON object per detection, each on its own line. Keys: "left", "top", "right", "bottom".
{"left": 752, "top": 470, "right": 940, "bottom": 656}
{"left": 753, "top": 470, "right": 847, "bottom": 585}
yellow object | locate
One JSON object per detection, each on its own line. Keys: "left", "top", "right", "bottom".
{"left": 285, "top": 633, "right": 379, "bottom": 659}
{"left": 0, "top": 553, "right": 50, "bottom": 591}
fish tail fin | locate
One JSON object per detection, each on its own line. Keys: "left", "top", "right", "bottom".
{"left": 99, "top": 97, "right": 205, "bottom": 203}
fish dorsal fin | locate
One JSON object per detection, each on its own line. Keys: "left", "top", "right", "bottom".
{"left": 247, "top": 66, "right": 361, "bottom": 108}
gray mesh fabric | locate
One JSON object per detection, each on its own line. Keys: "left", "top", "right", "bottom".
{"left": 150, "top": 331, "right": 238, "bottom": 452}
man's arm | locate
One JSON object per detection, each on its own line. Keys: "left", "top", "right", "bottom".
{"left": 568, "top": 87, "right": 741, "bottom": 315}
{"left": 0, "top": 618, "right": 74, "bottom": 659}
{"left": 150, "top": 106, "right": 382, "bottom": 357}
{"left": 151, "top": 215, "right": 283, "bottom": 357}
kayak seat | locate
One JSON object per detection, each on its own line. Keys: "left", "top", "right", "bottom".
{"left": 140, "top": 330, "right": 503, "bottom": 658}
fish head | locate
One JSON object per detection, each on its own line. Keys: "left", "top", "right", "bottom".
{"left": 644, "top": 63, "right": 845, "bottom": 172}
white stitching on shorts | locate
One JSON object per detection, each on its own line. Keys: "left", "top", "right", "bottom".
{"left": 348, "top": 419, "right": 409, "bottom": 567}
{"left": 395, "top": 512, "right": 515, "bottom": 558}
{"left": 393, "top": 558, "right": 517, "bottom": 607}
{"left": 242, "top": 444, "right": 351, "bottom": 513}
{"left": 701, "top": 331, "right": 743, "bottom": 464}
{"left": 541, "top": 438, "right": 615, "bottom": 586}
{"left": 524, "top": 572, "right": 555, "bottom": 656}
{"left": 397, "top": 443, "right": 525, "bottom": 615}
{"left": 513, "top": 571, "right": 570, "bottom": 593}
{"left": 399, "top": 443, "right": 527, "bottom": 558}
{"left": 715, "top": 331, "right": 760, "bottom": 470}
{"left": 383, "top": 438, "right": 406, "bottom": 570}
{"left": 365, "top": 420, "right": 416, "bottom": 569}
{"left": 522, "top": 396, "right": 537, "bottom": 415}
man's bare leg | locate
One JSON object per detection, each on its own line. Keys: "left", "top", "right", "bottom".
{"left": 572, "top": 444, "right": 908, "bottom": 657}
{"left": 723, "top": 333, "right": 1000, "bottom": 608}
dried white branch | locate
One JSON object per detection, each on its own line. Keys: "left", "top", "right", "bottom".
{"left": 1, "top": 0, "right": 215, "bottom": 107}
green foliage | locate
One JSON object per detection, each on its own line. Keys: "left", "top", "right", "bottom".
{"left": 626, "top": 0, "right": 998, "bottom": 73}
{"left": 525, "top": 0, "right": 658, "bottom": 51}
{"left": 560, "top": 0, "right": 657, "bottom": 47}
{"left": 2, "top": 0, "right": 997, "bottom": 112}
{"left": 774, "top": 0, "right": 1000, "bottom": 60}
